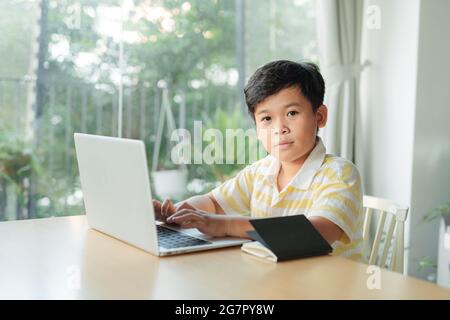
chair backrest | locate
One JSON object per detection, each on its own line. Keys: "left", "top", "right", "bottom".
{"left": 362, "top": 195, "right": 409, "bottom": 273}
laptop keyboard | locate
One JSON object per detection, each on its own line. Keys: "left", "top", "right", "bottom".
{"left": 157, "top": 225, "right": 212, "bottom": 249}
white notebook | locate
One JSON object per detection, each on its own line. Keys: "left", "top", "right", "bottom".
{"left": 241, "top": 215, "right": 333, "bottom": 263}
{"left": 241, "top": 241, "right": 278, "bottom": 262}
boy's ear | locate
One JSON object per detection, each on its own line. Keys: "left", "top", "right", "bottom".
{"left": 316, "top": 105, "right": 328, "bottom": 128}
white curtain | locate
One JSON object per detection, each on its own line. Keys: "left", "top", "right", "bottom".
{"left": 316, "top": 0, "right": 365, "bottom": 162}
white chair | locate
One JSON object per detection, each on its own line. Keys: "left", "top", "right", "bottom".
{"left": 362, "top": 195, "right": 409, "bottom": 273}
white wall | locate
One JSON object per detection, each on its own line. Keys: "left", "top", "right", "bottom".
{"left": 358, "top": 0, "right": 420, "bottom": 275}
{"left": 359, "top": 0, "right": 450, "bottom": 280}
{"left": 408, "top": 0, "right": 450, "bottom": 279}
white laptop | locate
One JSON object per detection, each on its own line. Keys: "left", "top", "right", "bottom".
{"left": 74, "top": 133, "right": 250, "bottom": 256}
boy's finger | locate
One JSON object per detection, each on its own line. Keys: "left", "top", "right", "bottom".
{"left": 152, "top": 200, "right": 165, "bottom": 221}
{"left": 176, "top": 201, "right": 195, "bottom": 212}
{"left": 161, "top": 199, "right": 173, "bottom": 217}
{"left": 166, "top": 209, "right": 187, "bottom": 221}
{"left": 168, "top": 200, "right": 176, "bottom": 214}
{"left": 168, "top": 212, "right": 203, "bottom": 224}
{"left": 173, "top": 208, "right": 193, "bottom": 215}
{"left": 152, "top": 200, "right": 162, "bottom": 211}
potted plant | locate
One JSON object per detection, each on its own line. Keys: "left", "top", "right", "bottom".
{"left": 150, "top": 86, "right": 189, "bottom": 201}
{"left": 0, "top": 133, "right": 40, "bottom": 220}
{"left": 151, "top": 161, "right": 188, "bottom": 201}
{"left": 421, "top": 203, "right": 450, "bottom": 224}
{"left": 417, "top": 202, "right": 450, "bottom": 282}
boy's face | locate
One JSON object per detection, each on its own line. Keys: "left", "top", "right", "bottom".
{"left": 254, "top": 86, "right": 327, "bottom": 163}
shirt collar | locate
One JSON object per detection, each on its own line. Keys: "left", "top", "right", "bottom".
{"left": 265, "top": 137, "right": 326, "bottom": 190}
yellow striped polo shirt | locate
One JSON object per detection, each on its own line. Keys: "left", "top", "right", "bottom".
{"left": 211, "top": 137, "right": 364, "bottom": 261}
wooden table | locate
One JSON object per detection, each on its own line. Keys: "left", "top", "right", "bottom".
{"left": 1, "top": 215, "right": 449, "bottom": 299}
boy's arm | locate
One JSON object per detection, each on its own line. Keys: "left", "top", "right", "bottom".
{"left": 154, "top": 193, "right": 226, "bottom": 223}
{"left": 226, "top": 217, "right": 253, "bottom": 238}
{"left": 198, "top": 193, "right": 254, "bottom": 238}
{"left": 171, "top": 196, "right": 343, "bottom": 242}
{"left": 227, "top": 215, "right": 344, "bottom": 241}
{"left": 308, "top": 216, "right": 343, "bottom": 245}
{"left": 168, "top": 193, "right": 254, "bottom": 238}
{"left": 182, "top": 193, "right": 225, "bottom": 214}
{"left": 167, "top": 208, "right": 344, "bottom": 241}
{"left": 167, "top": 209, "right": 254, "bottom": 238}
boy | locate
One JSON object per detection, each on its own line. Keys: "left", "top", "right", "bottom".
{"left": 153, "top": 60, "right": 363, "bottom": 260}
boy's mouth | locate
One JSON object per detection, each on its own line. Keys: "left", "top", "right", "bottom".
{"left": 274, "top": 140, "right": 294, "bottom": 149}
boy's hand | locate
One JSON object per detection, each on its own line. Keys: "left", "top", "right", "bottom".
{"left": 152, "top": 199, "right": 196, "bottom": 222}
{"left": 166, "top": 209, "right": 229, "bottom": 237}
{"left": 152, "top": 199, "right": 166, "bottom": 221}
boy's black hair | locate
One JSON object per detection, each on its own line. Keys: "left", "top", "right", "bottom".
{"left": 244, "top": 60, "right": 325, "bottom": 118}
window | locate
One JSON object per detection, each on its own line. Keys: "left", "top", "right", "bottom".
{"left": 0, "top": 0, "right": 317, "bottom": 221}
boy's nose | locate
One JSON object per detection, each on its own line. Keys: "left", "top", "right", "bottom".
{"left": 274, "top": 124, "right": 290, "bottom": 135}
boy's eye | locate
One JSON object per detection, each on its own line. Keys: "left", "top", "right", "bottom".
{"left": 287, "top": 111, "right": 298, "bottom": 117}
{"left": 260, "top": 116, "right": 271, "bottom": 122}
